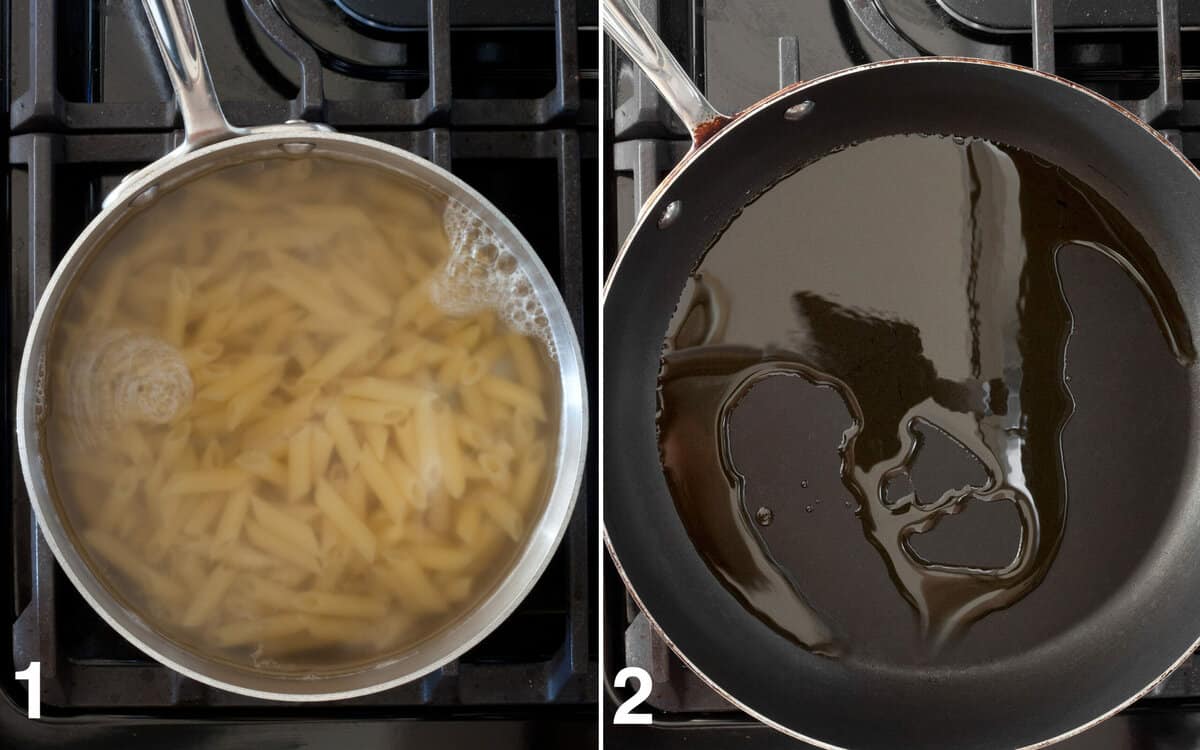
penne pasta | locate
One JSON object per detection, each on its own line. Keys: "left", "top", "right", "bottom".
{"left": 295, "top": 591, "right": 388, "bottom": 619}
{"left": 344, "top": 470, "right": 368, "bottom": 519}
{"left": 214, "top": 489, "right": 253, "bottom": 544}
{"left": 506, "top": 333, "right": 545, "bottom": 390}
{"left": 91, "top": 256, "right": 131, "bottom": 324}
{"left": 181, "top": 341, "right": 224, "bottom": 370}
{"left": 234, "top": 450, "right": 287, "bottom": 488}
{"left": 330, "top": 262, "right": 393, "bottom": 319}
{"left": 310, "top": 425, "right": 335, "bottom": 483}
{"left": 288, "top": 333, "right": 321, "bottom": 370}
{"left": 243, "top": 391, "right": 316, "bottom": 447}
{"left": 435, "top": 403, "right": 466, "bottom": 499}
{"left": 364, "top": 423, "right": 389, "bottom": 461}
{"left": 339, "top": 396, "right": 406, "bottom": 425}
{"left": 95, "top": 468, "right": 142, "bottom": 533}
{"left": 118, "top": 424, "right": 154, "bottom": 467}
{"left": 261, "top": 272, "right": 347, "bottom": 322}
{"left": 183, "top": 496, "right": 224, "bottom": 537}
{"left": 163, "top": 267, "right": 192, "bottom": 347}
{"left": 343, "top": 377, "right": 433, "bottom": 408}
{"left": 213, "top": 613, "right": 307, "bottom": 648}
{"left": 357, "top": 450, "right": 410, "bottom": 526}
{"left": 85, "top": 528, "right": 181, "bottom": 605}
{"left": 323, "top": 404, "right": 360, "bottom": 470}
{"left": 192, "top": 302, "right": 239, "bottom": 343}
{"left": 198, "top": 355, "right": 285, "bottom": 403}
{"left": 414, "top": 399, "right": 441, "bottom": 491}
{"left": 225, "top": 363, "right": 285, "bottom": 430}
{"left": 244, "top": 520, "right": 322, "bottom": 575}
{"left": 223, "top": 293, "right": 294, "bottom": 337}
{"left": 287, "top": 424, "right": 314, "bottom": 502}
{"left": 221, "top": 542, "right": 274, "bottom": 572}
{"left": 380, "top": 557, "right": 449, "bottom": 615}
{"left": 315, "top": 480, "right": 377, "bottom": 562}
{"left": 161, "top": 468, "right": 251, "bottom": 495}
{"left": 409, "top": 544, "right": 475, "bottom": 572}
{"left": 512, "top": 441, "right": 549, "bottom": 509}
{"left": 250, "top": 494, "right": 320, "bottom": 555}
{"left": 459, "top": 384, "right": 491, "bottom": 427}
{"left": 298, "top": 329, "right": 385, "bottom": 388}
{"left": 253, "top": 310, "right": 304, "bottom": 355}
{"left": 182, "top": 566, "right": 237, "bottom": 628}
{"left": 478, "top": 491, "right": 525, "bottom": 542}
{"left": 479, "top": 375, "right": 548, "bottom": 421}
{"left": 46, "top": 157, "right": 559, "bottom": 670}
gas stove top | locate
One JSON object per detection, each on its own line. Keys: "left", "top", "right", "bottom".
{"left": 605, "top": 2, "right": 1200, "bottom": 748}
{"left": 3, "top": 1, "right": 597, "bottom": 747}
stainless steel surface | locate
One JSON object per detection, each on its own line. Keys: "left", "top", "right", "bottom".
{"left": 602, "top": 0, "right": 726, "bottom": 138}
{"left": 107, "top": 0, "right": 331, "bottom": 209}
{"left": 141, "top": 0, "right": 243, "bottom": 151}
{"left": 16, "top": 0, "right": 588, "bottom": 703}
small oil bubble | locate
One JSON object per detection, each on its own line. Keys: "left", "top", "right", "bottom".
{"left": 815, "top": 498, "right": 822, "bottom": 504}
{"left": 805, "top": 504, "right": 814, "bottom": 513}
{"left": 800, "top": 480, "right": 809, "bottom": 489}
{"left": 755, "top": 506, "right": 774, "bottom": 526}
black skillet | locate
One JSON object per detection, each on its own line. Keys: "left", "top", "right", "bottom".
{"left": 603, "top": 1, "right": 1200, "bottom": 748}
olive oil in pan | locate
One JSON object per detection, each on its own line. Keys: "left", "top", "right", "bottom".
{"left": 657, "top": 134, "right": 1194, "bottom": 656}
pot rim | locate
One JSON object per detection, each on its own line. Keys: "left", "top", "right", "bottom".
{"left": 16, "top": 127, "right": 589, "bottom": 701}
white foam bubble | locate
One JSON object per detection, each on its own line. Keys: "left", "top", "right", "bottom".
{"left": 430, "top": 200, "right": 557, "bottom": 360}
{"left": 65, "top": 329, "right": 194, "bottom": 446}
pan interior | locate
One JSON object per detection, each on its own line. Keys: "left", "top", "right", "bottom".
{"left": 658, "top": 132, "right": 1192, "bottom": 668}
{"left": 605, "top": 60, "right": 1200, "bottom": 750}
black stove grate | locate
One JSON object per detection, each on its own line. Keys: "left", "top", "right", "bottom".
{"left": 3, "top": 0, "right": 596, "bottom": 731}
{"left": 11, "top": 0, "right": 598, "bottom": 131}
{"left": 605, "top": 1, "right": 1200, "bottom": 745}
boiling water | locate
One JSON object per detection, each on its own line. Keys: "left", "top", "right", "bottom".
{"left": 657, "top": 135, "right": 1194, "bottom": 656}
{"left": 42, "top": 156, "right": 560, "bottom": 673}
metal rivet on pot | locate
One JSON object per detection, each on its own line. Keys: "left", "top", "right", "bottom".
{"left": 658, "top": 200, "right": 682, "bottom": 229}
{"left": 784, "top": 100, "right": 815, "bottom": 121}
{"left": 280, "top": 141, "right": 316, "bottom": 155}
{"left": 132, "top": 186, "right": 159, "bottom": 206}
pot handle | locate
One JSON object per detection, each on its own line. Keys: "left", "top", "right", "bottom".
{"left": 603, "top": 0, "right": 731, "bottom": 144}
{"left": 141, "top": 0, "right": 245, "bottom": 152}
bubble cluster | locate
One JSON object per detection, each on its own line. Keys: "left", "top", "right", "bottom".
{"left": 431, "top": 200, "right": 557, "bottom": 360}
{"left": 65, "top": 329, "right": 194, "bottom": 446}
{"left": 33, "top": 353, "right": 48, "bottom": 424}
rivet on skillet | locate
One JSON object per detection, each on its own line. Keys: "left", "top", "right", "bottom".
{"left": 280, "top": 141, "right": 316, "bottom": 155}
{"left": 131, "top": 186, "right": 159, "bottom": 206}
{"left": 659, "top": 200, "right": 683, "bottom": 229}
{"left": 784, "top": 100, "right": 815, "bottom": 121}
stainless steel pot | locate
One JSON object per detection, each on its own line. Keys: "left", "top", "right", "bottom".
{"left": 15, "top": 0, "right": 587, "bottom": 701}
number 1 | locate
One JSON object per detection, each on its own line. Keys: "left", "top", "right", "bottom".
{"left": 15, "top": 661, "right": 41, "bottom": 719}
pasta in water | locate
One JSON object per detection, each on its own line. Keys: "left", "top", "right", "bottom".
{"left": 43, "top": 156, "right": 559, "bottom": 672}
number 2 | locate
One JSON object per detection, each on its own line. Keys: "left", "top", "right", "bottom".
{"left": 613, "top": 666, "right": 652, "bottom": 725}
{"left": 15, "top": 661, "right": 41, "bottom": 719}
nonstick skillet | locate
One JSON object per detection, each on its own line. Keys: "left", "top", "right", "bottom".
{"left": 603, "top": 1, "right": 1200, "bottom": 748}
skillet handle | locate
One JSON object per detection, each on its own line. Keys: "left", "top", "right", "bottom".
{"left": 141, "top": 0, "right": 244, "bottom": 151}
{"left": 603, "top": 0, "right": 731, "bottom": 144}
